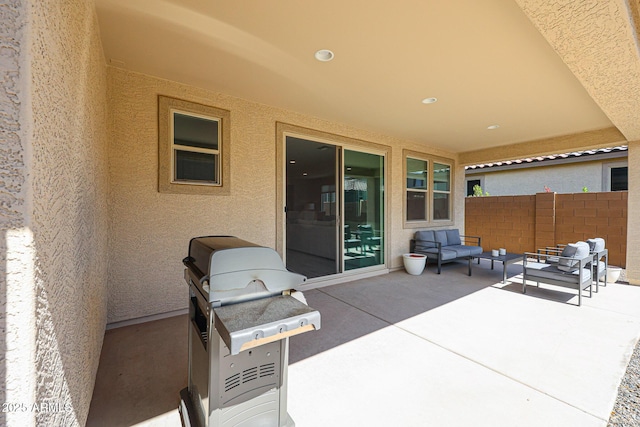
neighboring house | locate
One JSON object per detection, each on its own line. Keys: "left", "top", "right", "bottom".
{"left": 465, "top": 146, "right": 628, "bottom": 196}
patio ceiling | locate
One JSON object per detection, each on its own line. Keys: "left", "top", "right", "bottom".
{"left": 95, "top": 0, "right": 640, "bottom": 161}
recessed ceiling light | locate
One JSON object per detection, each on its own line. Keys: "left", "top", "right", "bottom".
{"left": 315, "top": 49, "right": 334, "bottom": 62}
{"left": 421, "top": 97, "right": 438, "bottom": 104}
{"left": 487, "top": 124, "right": 500, "bottom": 130}
{"left": 289, "top": 160, "right": 296, "bottom": 164}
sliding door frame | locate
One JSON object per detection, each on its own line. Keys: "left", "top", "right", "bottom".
{"left": 276, "top": 122, "right": 391, "bottom": 282}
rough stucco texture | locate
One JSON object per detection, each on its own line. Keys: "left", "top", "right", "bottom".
{"left": 627, "top": 141, "right": 640, "bottom": 284}
{"left": 0, "top": 1, "right": 31, "bottom": 424}
{"left": 29, "top": 1, "right": 109, "bottom": 426}
{"left": 107, "top": 67, "right": 460, "bottom": 323}
{"left": 515, "top": 0, "right": 640, "bottom": 141}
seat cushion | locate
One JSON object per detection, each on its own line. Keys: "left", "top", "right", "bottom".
{"left": 448, "top": 246, "right": 471, "bottom": 257}
{"left": 446, "top": 229, "right": 462, "bottom": 245}
{"left": 446, "top": 244, "right": 483, "bottom": 257}
{"left": 439, "top": 249, "right": 458, "bottom": 261}
{"left": 525, "top": 262, "right": 591, "bottom": 284}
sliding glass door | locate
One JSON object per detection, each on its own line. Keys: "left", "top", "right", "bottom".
{"left": 285, "top": 136, "right": 384, "bottom": 279}
{"left": 285, "top": 137, "right": 339, "bottom": 278}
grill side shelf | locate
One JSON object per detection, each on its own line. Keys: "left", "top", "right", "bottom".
{"left": 214, "top": 295, "right": 321, "bottom": 355}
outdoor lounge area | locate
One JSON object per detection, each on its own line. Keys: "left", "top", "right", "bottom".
{"left": 5, "top": 2, "right": 640, "bottom": 427}
{"left": 87, "top": 264, "right": 640, "bottom": 427}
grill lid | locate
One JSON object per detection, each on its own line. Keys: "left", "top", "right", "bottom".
{"left": 184, "top": 236, "right": 307, "bottom": 303}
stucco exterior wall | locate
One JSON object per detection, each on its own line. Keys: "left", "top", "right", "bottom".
{"left": 627, "top": 141, "right": 639, "bottom": 284}
{"left": 1, "top": 2, "right": 34, "bottom": 426}
{"left": 0, "top": 1, "right": 109, "bottom": 426}
{"left": 469, "top": 161, "right": 618, "bottom": 196}
{"left": 107, "top": 68, "right": 460, "bottom": 323}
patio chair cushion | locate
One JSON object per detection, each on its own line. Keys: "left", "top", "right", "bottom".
{"left": 417, "top": 247, "right": 458, "bottom": 261}
{"left": 587, "top": 238, "right": 605, "bottom": 253}
{"left": 446, "top": 229, "right": 462, "bottom": 245}
{"left": 558, "top": 241, "right": 589, "bottom": 272}
{"left": 525, "top": 262, "right": 592, "bottom": 284}
{"left": 414, "top": 230, "right": 436, "bottom": 249}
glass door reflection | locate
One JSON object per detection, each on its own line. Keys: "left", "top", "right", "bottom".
{"left": 343, "top": 150, "right": 384, "bottom": 271}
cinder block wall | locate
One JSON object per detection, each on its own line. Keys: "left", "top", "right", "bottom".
{"left": 465, "top": 195, "right": 536, "bottom": 255}
{"left": 466, "top": 192, "right": 627, "bottom": 268}
{"left": 555, "top": 192, "right": 627, "bottom": 267}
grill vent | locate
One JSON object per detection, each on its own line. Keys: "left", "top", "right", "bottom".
{"left": 225, "top": 373, "right": 241, "bottom": 392}
{"left": 260, "top": 363, "right": 275, "bottom": 377}
{"left": 242, "top": 367, "right": 258, "bottom": 383}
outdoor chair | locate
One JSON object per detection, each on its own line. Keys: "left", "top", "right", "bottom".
{"left": 523, "top": 241, "right": 593, "bottom": 306}
{"left": 344, "top": 225, "right": 362, "bottom": 254}
{"left": 537, "top": 238, "right": 608, "bottom": 292}
{"left": 357, "top": 224, "right": 381, "bottom": 253}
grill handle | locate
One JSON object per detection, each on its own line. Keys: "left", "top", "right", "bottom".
{"left": 183, "top": 257, "right": 210, "bottom": 285}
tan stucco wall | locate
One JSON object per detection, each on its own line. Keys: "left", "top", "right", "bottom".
{"left": 107, "top": 67, "right": 460, "bottom": 323}
{"left": 1, "top": 2, "right": 33, "bottom": 425}
{"left": 1, "top": 1, "right": 109, "bottom": 426}
{"left": 627, "top": 141, "right": 639, "bottom": 284}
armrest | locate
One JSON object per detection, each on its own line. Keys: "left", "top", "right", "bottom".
{"left": 411, "top": 239, "right": 442, "bottom": 253}
{"left": 460, "top": 235, "right": 481, "bottom": 247}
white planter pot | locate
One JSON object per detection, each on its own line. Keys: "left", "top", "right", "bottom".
{"left": 403, "top": 253, "right": 427, "bottom": 275}
{"left": 604, "top": 267, "right": 622, "bottom": 283}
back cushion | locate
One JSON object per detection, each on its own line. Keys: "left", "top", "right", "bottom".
{"left": 558, "top": 241, "right": 590, "bottom": 271}
{"left": 557, "top": 244, "right": 579, "bottom": 271}
{"left": 446, "top": 229, "right": 462, "bottom": 245}
{"left": 414, "top": 230, "right": 435, "bottom": 249}
{"left": 587, "top": 238, "right": 605, "bottom": 252}
{"left": 434, "top": 230, "right": 448, "bottom": 246}
{"left": 574, "top": 241, "right": 590, "bottom": 259}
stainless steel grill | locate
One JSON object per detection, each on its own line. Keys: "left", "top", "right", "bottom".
{"left": 179, "top": 236, "right": 321, "bottom": 427}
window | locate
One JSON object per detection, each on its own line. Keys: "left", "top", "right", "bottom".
{"left": 406, "top": 158, "right": 428, "bottom": 221}
{"left": 433, "top": 162, "right": 451, "bottom": 220}
{"left": 404, "top": 151, "right": 454, "bottom": 226}
{"left": 603, "top": 161, "right": 628, "bottom": 192}
{"left": 466, "top": 178, "right": 483, "bottom": 196}
{"left": 158, "top": 96, "right": 230, "bottom": 195}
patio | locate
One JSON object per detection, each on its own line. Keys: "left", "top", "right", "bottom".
{"left": 87, "top": 261, "right": 640, "bottom": 427}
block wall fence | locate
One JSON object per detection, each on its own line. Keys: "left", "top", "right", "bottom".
{"left": 465, "top": 192, "right": 628, "bottom": 268}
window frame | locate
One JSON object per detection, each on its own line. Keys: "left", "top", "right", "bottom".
{"left": 403, "top": 150, "right": 455, "bottom": 228}
{"left": 158, "top": 95, "right": 230, "bottom": 195}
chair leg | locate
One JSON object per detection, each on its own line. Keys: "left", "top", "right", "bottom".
{"left": 437, "top": 258, "right": 441, "bottom": 274}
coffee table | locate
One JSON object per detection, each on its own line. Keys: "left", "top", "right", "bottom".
{"left": 474, "top": 252, "right": 522, "bottom": 283}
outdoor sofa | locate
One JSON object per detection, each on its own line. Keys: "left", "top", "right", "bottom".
{"left": 410, "top": 229, "right": 482, "bottom": 274}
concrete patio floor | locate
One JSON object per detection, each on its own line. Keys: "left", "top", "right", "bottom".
{"left": 87, "top": 260, "right": 640, "bottom": 427}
